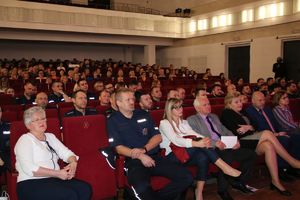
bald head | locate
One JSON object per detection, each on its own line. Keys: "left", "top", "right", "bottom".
{"left": 35, "top": 92, "right": 48, "bottom": 109}
{"left": 252, "top": 91, "right": 265, "bottom": 109}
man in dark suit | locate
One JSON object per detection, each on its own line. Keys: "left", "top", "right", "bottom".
{"left": 245, "top": 91, "right": 300, "bottom": 180}
{"left": 187, "top": 97, "right": 256, "bottom": 200}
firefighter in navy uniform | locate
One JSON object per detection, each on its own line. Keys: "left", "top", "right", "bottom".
{"left": 64, "top": 90, "right": 98, "bottom": 117}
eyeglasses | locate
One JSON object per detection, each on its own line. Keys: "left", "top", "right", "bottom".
{"left": 172, "top": 104, "right": 183, "bottom": 110}
{"left": 31, "top": 117, "right": 47, "bottom": 123}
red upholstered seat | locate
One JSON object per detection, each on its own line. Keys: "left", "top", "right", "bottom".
{"left": 209, "top": 97, "right": 224, "bottom": 105}
{"left": 183, "top": 107, "right": 196, "bottom": 119}
{"left": 2, "top": 111, "right": 18, "bottom": 122}
{"left": 183, "top": 99, "right": 194, "bottom": 107}
{"left": 289, "top": 98, "right": 300, "bottom": 122}
{"left": 211, "top": 104, "right": 225, "bottom": 117}
{"left": 0, "top": 94, "right": 15, "bottom": 105}
{"left": 62, "top": 115, "right": 117, "bottom": 200}
{"left": 150, "top": 109, "right": 165, "bottom": 126}
{"left": 95, "top": 105, "right": 111, "bottom": 114}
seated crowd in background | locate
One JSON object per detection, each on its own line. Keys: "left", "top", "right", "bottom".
{"left": 2, "top": 58, "right": 300, "bottom": 200}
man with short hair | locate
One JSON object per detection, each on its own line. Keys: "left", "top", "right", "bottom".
{"left": 77, "top": 79, "right": 97, "bottom": 100}
{"left": 136, "top": 92, "right": 153, "bottom": 111}
{"left": 167, "top": 89, "right": 180, "bottom": 100}
{"left": 64, "top": 90, "right": 98, "bottom": 117}
{"left": 93, "top": 81, "right": 104, "bottom": 92}
{"left": 286, "top": 82, "right": 299, "bottom": 98}
{"left": 35, "top": 92, "right": 49, "bottom": 109}
{"left": 226, "top": 84, "right": 237, "bottom": 95}
{"left": 187, "top": 97, "right": 256, "bottom": 200}
{"left": 150, "top": 86, "right": 162, "bottom": 102}
{"left": 128, "top": 80, "right": 139, "bottom": 92}
{"left": 107, "top": 88, "right": 192, "bottom": 200}
{"left": 176, "top": 87, "right": 186, "bottom": 100}
{"left": 99, "top": 90, "right": 111, "bottom": 107}
{"left": 48, "top": 81, "right": 71, "bottom": 103}
{"left": 210, "top": 84, "right": 224, "bottom": 98}
{"left": 241, "top": 85, "right": 252, "bottom": 97}
{"left": 17, "top": 81, "right": 36, "bottom": 105}
{"left": 104, "top": 83, "right": 114, "bottom": 94}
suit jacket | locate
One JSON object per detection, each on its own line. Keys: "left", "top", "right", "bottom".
{"left": 220, "top": 108, "right": 254, "bottom": 139}
{"left": 245, "top": 105, "right": 283, "bottom": 132}
{"left": 187, "top": 113, "right": 233, "bottom": 147}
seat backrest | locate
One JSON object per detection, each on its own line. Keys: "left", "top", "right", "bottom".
{"left": 2, "top": 111, "right": 18, "bottom": 122}
{"left": 183, "top": 107, "right": 196, "bottom": 119}
{"left": 62, "top": 115, "right": 109, "bottom": 154}
{"left": 150, "top": 109, "right": 165, "bottom": 126}
{"left": 211, "top": 104, "right": 225, "bottom": 117}
{"left": 62, "top": 115, "right": 117, "bottom": 199}
{"left": 95, "top": 105, "right": 110, "bottom": 115}
{"left": 209, "top": 97, "right": 224, "bottom": 105}
{"left": 0, "top": 94, "right": 15, "bottom": 105}
{"left": 10, "top": 118, "right": 61, "bottom": 172}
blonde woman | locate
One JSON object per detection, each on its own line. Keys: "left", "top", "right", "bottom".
{"left": 220, "top": 92, "right": 300, "bottom": 196}
{"left": 159, "top": 98, "right": 241, "bottom": 200}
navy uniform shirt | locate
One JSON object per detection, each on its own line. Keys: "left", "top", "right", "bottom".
{"left": 48, "top": 93, "right": 65, "bottom": 103}
{"left": 107, "top": 109, "right": 160, "bottom": 155}
{"left": 0, "top": 121, "right": 10, "bottom": 153}
{"left": 16, "top": 95, "right": 35, "bottom": 105}
{"left": 0, "top": 121, "right": 11, "bottom": 171}
{"left": 86, "top": 91, "right": 97, "bottom": 101}
{"left": 64, "top": 107, "right": 98, "bottom": 117}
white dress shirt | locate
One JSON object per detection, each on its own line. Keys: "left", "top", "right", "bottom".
{"left": 159, "top": 119, "right": 204, "bottom": 155}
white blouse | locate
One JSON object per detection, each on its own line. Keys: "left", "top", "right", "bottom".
{"left": 159, "top": 119, "right": 204, "bottom": 155}
{"left": 15, "top": 132, "right": 78, "bottom": 182}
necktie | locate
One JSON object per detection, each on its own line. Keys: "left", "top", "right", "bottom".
{"left": 260, "top": 109, "right": 276, "bottom": 132}
{"left": 206, "top": 116, "right": 221, "bottom": 139}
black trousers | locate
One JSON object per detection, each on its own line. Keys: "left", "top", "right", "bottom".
{"left": 216, "top": 148, "right": 256, "bottom": 193}
{"left": 125, "top": 154, "right": 193, "bottom": 200}
{"left": 167, "top": 147, "right": 219, "bottom": 181}
{"left": 17, "top": 178, "right": 92, "bottom": 200}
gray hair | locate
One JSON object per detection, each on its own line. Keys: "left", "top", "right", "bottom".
{"left": 23, "top": 106, "right": 46, "bottom": 126}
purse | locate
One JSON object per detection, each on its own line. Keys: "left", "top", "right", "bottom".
{"left": 169, "top": 135, "right": 200, "bottom": 163}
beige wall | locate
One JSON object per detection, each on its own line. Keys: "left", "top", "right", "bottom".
{"left": 0, "top": 40, "right": 145, "bottom": 63}
{"left": 158, "top": 21, "right": 300, "bottom": 82}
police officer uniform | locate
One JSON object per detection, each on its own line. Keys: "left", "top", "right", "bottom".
{"left": 86, "top": 91, "right": 97, "bottom": 101}
{"left": 107, "top": 109, "right": 192, "bottom": 200}
{"left": 64, "top": 107, "right": 98, "bottom": 117}
{"left": 0, "top": 121, "right": 11, "bottom": 174}
{"left": 16, "top": 95, "right": 36, "bottom": 105}
{"left": 48, "top": 93, "right": 66, "bottom": 103}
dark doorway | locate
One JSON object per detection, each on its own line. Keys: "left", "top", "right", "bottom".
{"left": 283, "top": 40, "right": 300, "bottom": 81}
{"left": 228, "top": 45, "right": 250, "bottom": 83}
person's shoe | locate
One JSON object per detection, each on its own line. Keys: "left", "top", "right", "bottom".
{"left": 231, "top": 182, "right": 254, "bottom": 194}
{"left": 217, "top": 191, "right": 234, "bottom": 200}
{"left": 270, "top": 182, "right": 292, "bottom": 196}
{"left": 279, "top": 170, "right": 294, "bottom": 182}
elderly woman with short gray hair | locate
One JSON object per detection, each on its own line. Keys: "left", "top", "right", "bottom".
{"left": 15, "top": 106, "right": 91, "bottom": 200}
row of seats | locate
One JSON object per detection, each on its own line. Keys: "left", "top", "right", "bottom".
{"left": 7, "top": 98, "right": 300, "bottom": 200}
{"left": 1, "top": 98, "right": 227, "bottom": 122}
